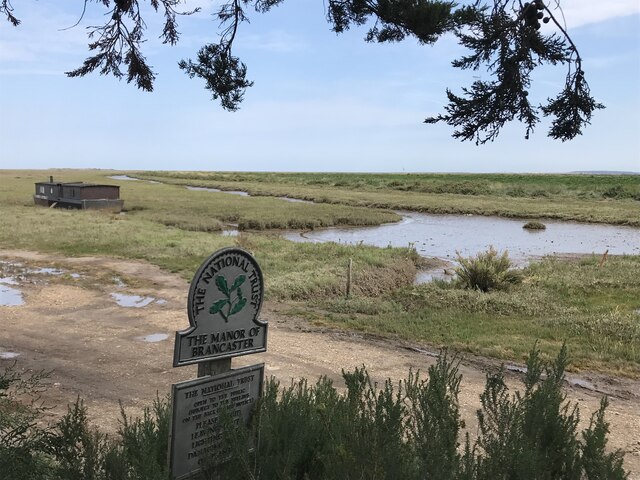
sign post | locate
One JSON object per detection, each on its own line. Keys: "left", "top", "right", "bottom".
{"left": 174, "top": 247, "right": 267, "bottom": 367}
{"left": 169, "top": 248, "right": 268, "bottom": 479}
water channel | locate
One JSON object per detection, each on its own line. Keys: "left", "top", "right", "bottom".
{"left": 109, "top": 177, "right": 640, "bottom": 268}
{"left": 283, "top": 211, "right": 640, "bottom": 264}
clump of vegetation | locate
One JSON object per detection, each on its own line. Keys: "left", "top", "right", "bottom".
{"left": 1, "top": 362, "right": 171, "bottom": 480}
{"left": 0, "top": 364, "right": 51, "bottom": 479}
{"left": 0, "top": 346, "right": 629, "bottom": 479}
{"left": 220, "top": 345, "right": 627, "bottom": 480}
{"left": 455, "top": 247, "right": 522, "bottom": 292}
{"left": 523, "top": 220, "right": 547, "bottom": 230}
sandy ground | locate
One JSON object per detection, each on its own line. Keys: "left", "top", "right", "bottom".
{"left": 1, "top": 249, "right": 639, "bottom": 477}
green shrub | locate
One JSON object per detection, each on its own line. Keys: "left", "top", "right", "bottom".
{"left": 45, "top": 399, "right": 109, "bottom": 480}
{"left": 0, "top": 346, "right": 629, "bottom": 479}
{"left": 219, "top": 345, "right": 628, "bottom": 480}
{"left": 0, "top": 363, "right": 171, "bottom": 480}
{"left": 602, "top": 185, "right": 630, "bottom": 199}
{"left": 0, "top": 364, "right": 51, "bottom": 480}
{"left": 455, "top": 246, "right": 522, "bottom": 292}
{"left": 523, "top": 220, "right": 547, "bottom": 230}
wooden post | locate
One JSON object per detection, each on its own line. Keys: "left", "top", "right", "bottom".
{"left": 198, "top": 358, "right": 232, "bottom": 377}
{"left": 598, "top": 249, "right": 609, "bottom": 268}
{"left": 346, "top": 258, "right": 352, "bottom": 298}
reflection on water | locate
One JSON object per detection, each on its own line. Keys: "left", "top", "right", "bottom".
{"left": 278, "top": 197, "right": 313, "bottom": 204}
{"left": 135, "top": 333, "right": 169, "bottom": 343}
{"left": 0, "top": 350, "right": 20, "bottom": 359}
{"left": 0, "top": 263, "right": 84, "bottom": 305}
{"left": 109, "top": 175, "right": 159, "bottom": 184}
{"left": 0, "top": 283, "right": 24, "bottom": 306}
{"left": 186, "top": 186, "right": 249, "bottom": 196}
{"left": 109, "top": 175, "right": 140, "bottom": 181}
{"left": 285, "top": 212, "right": 640, "bottom": 264}
{"left": 111, "top": 293, "right": 155, "bottom": 308}
{"left": 30, "top": 267, "right": 64, "bottom": 275}
{"left": 415, "top": 269, "right": 455, "bottom": 284}
{"left": 568, "top": 377, "right": 597, "bottom": 391}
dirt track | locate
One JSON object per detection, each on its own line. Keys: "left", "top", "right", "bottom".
{"left": 1, "top": 249, "right": 639, "bottom": 477}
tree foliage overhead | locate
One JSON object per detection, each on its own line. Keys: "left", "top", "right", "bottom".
{"left": 2, "top": 0, "right": 604, "bottom": 143}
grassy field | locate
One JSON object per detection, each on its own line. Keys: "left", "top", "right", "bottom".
{"left": 309, "top": 255, "right": 640, "bottom": 376}
{"left": 1, "top": 169, "right": 639, "bottom": 376}
{"left": 0, "top": 169, "right": 420, "bottom": 298}
{"left": 131, "top": 171, "right": 640, "bottom": 226}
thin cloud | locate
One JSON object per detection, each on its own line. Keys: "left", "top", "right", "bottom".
{"left": 0, "top": 68, "right": 64, "bottom": 76}
{"left": 238, "top": 30, "right": 309, "bottom": 53}
{"left": 548, "top": 0, "right": 639, "bottom": 28}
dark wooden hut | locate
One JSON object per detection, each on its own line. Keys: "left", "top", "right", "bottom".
{"left": 34, "top": 176, "right": 124, "bottom": 212}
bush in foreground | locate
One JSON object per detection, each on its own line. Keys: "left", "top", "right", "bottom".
{"left": 219, "top": 345, "right": 626, "bottom": 480}
{"left": 1, "top": 345, "right": 628, "bottom": 479}
{"left": 455, "top": 246, "right": 522, "bottom": 292}
{"left": 1, "top": 363, "right": 171, "bottom": 480}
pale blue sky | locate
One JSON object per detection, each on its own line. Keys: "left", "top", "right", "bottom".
{"left": 0, "top": 0, "right": 639, "bottom": 173}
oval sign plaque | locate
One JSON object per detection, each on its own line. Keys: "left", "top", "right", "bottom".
{"left": 173, "top": 248, "right": 267, "bottom": 367}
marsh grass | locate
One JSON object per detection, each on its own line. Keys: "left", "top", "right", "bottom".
{"left": 134, "top": 171, "right": 640, "bottom": 226}
{"left": 0, "top": 171, "right": 420, "bottom": 301}
{"left": 123, "top": 181, "right": 399, "bottom": 232}
{"left": 320, "top": 255, "right": 640, "bottom": 376}
{"left": 134, "top": 171, "right": 640, "bottom": 199}
{"left": 1, "top": 170, "right": 399, "bottom": 233}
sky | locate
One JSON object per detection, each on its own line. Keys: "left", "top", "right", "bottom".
{"left": 0, "top": 0, "right": 639, "bottom": 173}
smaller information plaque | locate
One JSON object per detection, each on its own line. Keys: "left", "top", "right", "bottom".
{"left": 169, "top": 364, "right": 264, "bottom": 480}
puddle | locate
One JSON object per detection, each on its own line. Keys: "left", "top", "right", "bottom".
{"left": 1, "top": 261, "right": 66, "bottom": 277}
{"left": 135, "top": 333, "right": 169, "bottom": 343}
{"left": 186, "top": 186, "right": 249, "bottom": 196}
{"left": 568, "top": 377, "right": 597, "bottom": 391}
{"left": 406, "top": 346, "right": 440, "bottom": 358}
{"left": 0, "top": 350, "right": 20, "bottom": 360}
{"left": 222, "top": 230, "right": 239, "bottom": 237}
{"left": 111, "top": 293, "right": 155, "bottom": 308}
{"left": 0, "top": 263, "right": 81, "bottom": 302}
{"left": 506, "top": 366, "right": 598, "bottom": 392}
{"left": 0, "top": 284, "right": 24, "bottom": 306}
{"left": 285, "top": 212, "right": 640, "bottom": 265}
{"left": 156, "top": 299, "right": 167, "bottom": 305}
{"left": 415, "top": 268, "right": 455, "bottom": 284}
{"left": 29, "top": 267, "right": 64, "bottom": 275}
{"left": 506, "top": 364, "right": 528, "bottom": 374}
